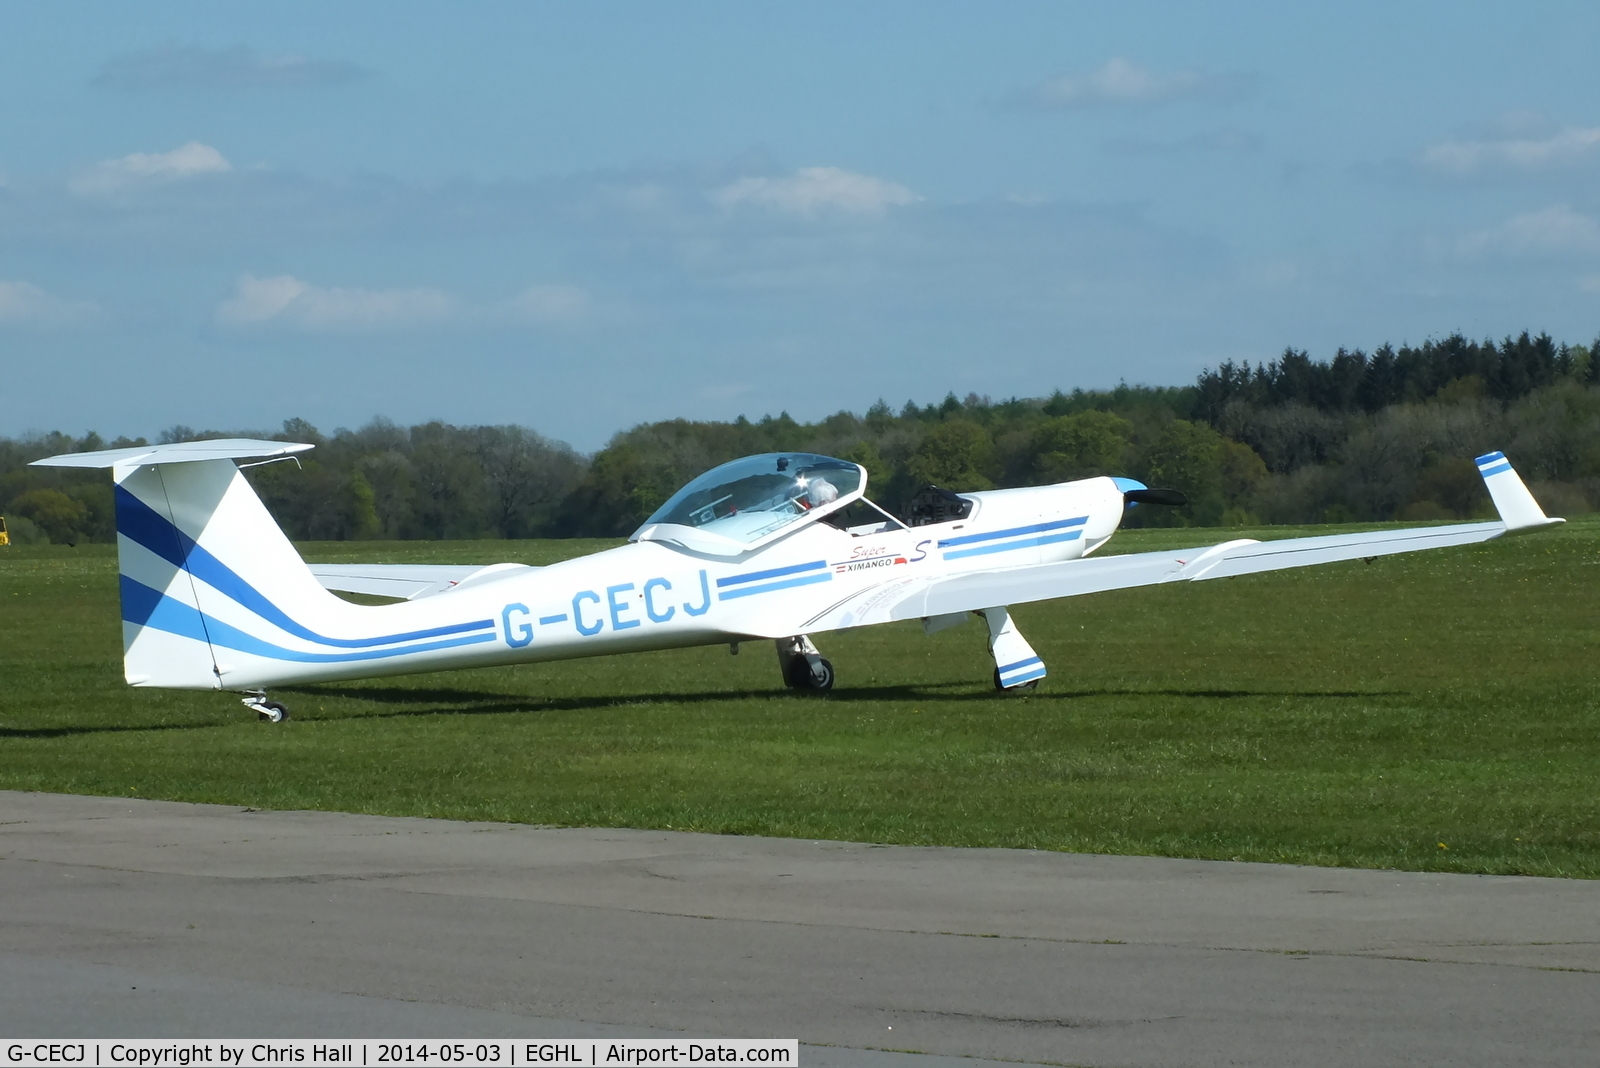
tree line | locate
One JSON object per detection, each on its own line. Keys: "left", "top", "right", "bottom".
{"left": 1194, "top": 331, "right": 1595, "bottom": 420}
{"left": 4, "top": 330, "right": 1598, "bottom": 545}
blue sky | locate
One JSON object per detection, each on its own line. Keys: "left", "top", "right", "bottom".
{"left": 3, "top": 2, "right": 1599, "bottom": 451}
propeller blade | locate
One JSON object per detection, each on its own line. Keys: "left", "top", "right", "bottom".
{"left": 1124, "top": 488, "right": 1188, "bottom": 507}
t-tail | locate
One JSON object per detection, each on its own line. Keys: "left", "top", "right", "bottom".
{"left": 28, "top": 439, "right": 462, "bottom": 691}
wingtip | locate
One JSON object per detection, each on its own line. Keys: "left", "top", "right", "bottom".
{"left": 1476, "top": 450, "right": 1562, "bottom": 532}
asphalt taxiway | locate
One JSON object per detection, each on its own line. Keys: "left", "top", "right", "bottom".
{"left": 2, "top": 791, "right": 1596, "bottom": 1067}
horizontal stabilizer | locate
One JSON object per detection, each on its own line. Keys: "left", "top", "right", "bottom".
{"left": 309, "top": 562, "right": 537, "bottom": 601}
{"left": 30, "top": 438, "right": 314, "bottom": 470}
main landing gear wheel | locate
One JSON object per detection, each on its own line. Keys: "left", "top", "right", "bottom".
{"left": 994, "top": 669, "right": 1038, "bottom": 693}
{"left": 776, "top": 635, "right": 834, "bottom": 695}
{"left": 786, "top": 657, "right": 835, "bottom": 693}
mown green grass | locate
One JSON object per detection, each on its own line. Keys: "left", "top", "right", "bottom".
{"left": 2, "top": 520, "right": 1597, "bottom": 877}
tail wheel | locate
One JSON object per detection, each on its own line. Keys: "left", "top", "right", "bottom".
{"left": 257, "top": 701, "right": 290, "bottom": 723}
{"left": 994, "top": 669, "right": 1038, "bottom": 693}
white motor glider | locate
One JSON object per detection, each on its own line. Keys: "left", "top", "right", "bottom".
{"left": 34, "top": 441, "right": 1562, "bottom": 721}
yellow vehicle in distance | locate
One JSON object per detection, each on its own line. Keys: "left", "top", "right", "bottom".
{"left": 0, "top": 516, "right": 9, "bottom": 546}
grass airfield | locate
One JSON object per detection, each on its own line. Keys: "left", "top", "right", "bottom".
{"left": 2, "top": 520, "right": 1596, "bottom": 878}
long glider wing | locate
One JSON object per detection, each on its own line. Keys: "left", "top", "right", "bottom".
{"left": 889, "top": 521, "right": 1506, "bottom": 621}
{"left": 881, "top": 451, "right": 1563, "bottom": 624}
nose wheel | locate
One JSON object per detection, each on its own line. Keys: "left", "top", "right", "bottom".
{"left": 241, "top": 692, "right": 290, "bottom": 723}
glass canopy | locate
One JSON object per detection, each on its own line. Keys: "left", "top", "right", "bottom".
{"left": 634, "top": 453, "right": 864, "bottom": 551}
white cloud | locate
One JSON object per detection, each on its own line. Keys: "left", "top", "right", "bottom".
{"left": 0, "top": 281, "right": 97, "bottom": 326}
{"left": 218, "top": 275, "right": 592, "bottom": 331}
{"left": 95, "top": 44, "right": 368, "bottom": 90}
{"left": 505, "top": 284, "right": 589, "bottom": 324}
{"left": 217, "top": 274, "right": 456, "bottom": 331}
{"left": 216, "top": 275, "right": 309, "bottom": 324}
{"left": 1455, "top": 205, "right": 1600, "bottom": 259}
{"left": 71, "top": 141, "right": 231, "bottom": 196}
{"left": 715, "top": 167, "right": 919, "bottom": 215}
{"left": 1013, "top": 58, "right": 1250, "bottom": 110}
{"left": 1420, "top": 126, "right": 1600, "bottom": 175}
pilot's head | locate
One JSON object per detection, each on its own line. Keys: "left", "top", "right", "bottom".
{"left": 806, "top": 478, "right": 839, "bottom": 508}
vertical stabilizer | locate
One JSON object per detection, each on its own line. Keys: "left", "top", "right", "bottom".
{"left": 112, "top": 458, "right": 342, "bottom": 689}
{"left": 30, "top": 440, "right": 324, "bottom": 691}
{"left": 35, "top": 438, "right": 509, "bottom": 694}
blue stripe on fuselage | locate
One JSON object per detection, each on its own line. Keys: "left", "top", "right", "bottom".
{"left": 937, "top": 516, "right": 1087, "bottom": 550}
{"left": 717, "top": 572, "right": 832, "bottom": 600}
{"left": 716, "top": 559, "right": 828, "bottom": 588}
{"left": 115, "top": 485, "right": 494, "bottom": 648}
{"left": 942, "top": 529, "right": 1082, "bottom": 561}
{"left": 120, "top": 577, "right": 498, "bottom": 664}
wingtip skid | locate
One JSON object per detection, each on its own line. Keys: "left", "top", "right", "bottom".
{"left": 1475, "top": 451, "right": 1565, "bottom": 533}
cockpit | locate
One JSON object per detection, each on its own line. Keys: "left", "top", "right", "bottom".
{"left": 631, "top": 452, "right": 901, "bottom": 556}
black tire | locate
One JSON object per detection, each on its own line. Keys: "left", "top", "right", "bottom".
{"left": 782, "top": 657, "right": 808, "bottom": 689}
{"left": 993, "top": 669, "right": 1038, "bottom": 692}
{"left": 786, "top": 656, "right": 834, "bottom": 693}
{"left": 257, "top": 701, "right": 290, "bottom": 723}
{"left": 806, "top": 657, "right": 835, "bottom": 693}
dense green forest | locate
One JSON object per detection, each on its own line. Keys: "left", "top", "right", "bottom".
{"left": 5, "top": 330, "right": 1599, "bottom": 545}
